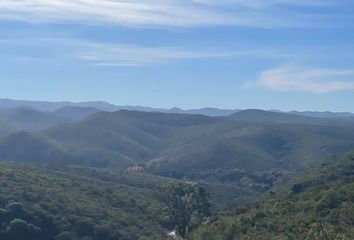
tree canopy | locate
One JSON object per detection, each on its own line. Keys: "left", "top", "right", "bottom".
{"left": 160, "top": 182, "right": 211, "bottom": 238}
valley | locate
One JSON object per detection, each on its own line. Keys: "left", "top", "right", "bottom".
{"left": 0, "top": 101, "right": 354, "bottom": 239}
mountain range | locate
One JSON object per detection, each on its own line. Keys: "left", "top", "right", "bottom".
{"left": 1, "top": 99, "right": 354, "bottom": 239}
{"left": 1, "top": 106, "right": 354, "bottom": 186}
{"left": 2, "top": 98, "right": 353, "bottom": 118}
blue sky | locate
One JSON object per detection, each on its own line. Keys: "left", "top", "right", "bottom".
{"left": 0, "top": 0, "right": 354, "bottom": 111}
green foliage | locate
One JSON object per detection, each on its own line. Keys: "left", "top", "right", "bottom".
{"left": 5, "top": 218, "right": 41, "bottom": 240}
{"left": 305, "top": 223, "right": 350, "bottom": 240}
{"left": 2, "top": 110, "right": 354, "bottom": 209}
{"left": 160, "top": 182, "right": 211, "bottom": 238}
{"left": 1, "top": 110, "right": 354, "bottom": 239}
{"left": 2, "top": 109, "right": 354, "bottom": 178}
{"left": 0, "top": 164, "right": 175, "bottom": 240}
{"left": 0, "top": 107, "right": 70, "bottom": 131}
{"left": 192, "top": 154, "right": 354, "bottom": 240}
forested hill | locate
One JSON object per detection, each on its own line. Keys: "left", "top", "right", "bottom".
{"left": 2, "top": 109, "right": 354, "bottom": 177}
{"left": 192, "top": 153, "right": 354, "bottom": 240}
{"left": 0, "top": 164, "right": 175, "bottom": 240}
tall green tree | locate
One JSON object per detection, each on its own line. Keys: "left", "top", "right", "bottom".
{"left": 160, "top": 182, "right": 211, "bottom": 238}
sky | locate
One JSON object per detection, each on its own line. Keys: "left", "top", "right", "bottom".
{"left": 0, "top": 0, "right": 354, "bottom": 112}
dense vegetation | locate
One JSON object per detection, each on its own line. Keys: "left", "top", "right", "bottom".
{"left": 160, "top": 182, "right": 211, "bottom": 238}
{"left": 2, "top": 109, "right": 354, "bottom": 181}
{"left": 1, "top": 109, "right": 354, "bottom": 210}
{"left": 1, "top": 106, "right": 354, "bottom": 239}
{"left": 192, "top": 153, "right": 354, "bottom": 240}
{"left": 0, "top": 164, "right": 175, "bottom": 240}
{"left": 0, "top": 108, "right": 72, "bottom": 132}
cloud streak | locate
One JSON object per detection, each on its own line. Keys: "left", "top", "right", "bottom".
{"left": 75, "top": 43, "right": 292, "bottom": 66}
{"left": 192, "top": 0, "right": 333, "bottom": 8}
{"left": 245, "top": 66, "right": 354, "bottom": 93}
{"left": 1, "top": 37, "right": 285, "bottom": 66}
{"left": 0, "top": 0, "right": 346, "bottom": 28}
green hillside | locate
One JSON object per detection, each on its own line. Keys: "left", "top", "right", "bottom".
{"left": 192, "top": 153, "right": 354, "bottom": 239}
{"left": 0, "top": 108, "right": 71, "bottom": 131}
{"left": 0, "top": 110, "right": 222, "bottom": 168}
{"left": 149, "top": 121, "right": 354, "bottom": 178}
{"left": 0, "top": 110, "right": 354, "bottom": 239}
{"left": 0, "top": 131, "right": 135, "bottom": 168}
{"left": 2, "top": 110, "right": 354, "bottom": 185}
{"left": 45, "top": 110, "right": 219, "bottom": 162}
{"left": 0, "top": 120, "right": 16, "bottom": 138}
{"left": 0, "top": 163, "right": 174, "bottom": 240}
{"left": 52, "top": 106, "right": 101, "bottom": 121}
{"left": 229, "top": 109, "right": 354, "bottom": 126}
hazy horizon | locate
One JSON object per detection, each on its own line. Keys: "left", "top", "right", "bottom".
{"left": 1, "top": 97, "right": 354, "bottom": 113}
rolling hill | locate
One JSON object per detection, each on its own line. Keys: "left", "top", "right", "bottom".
{"left": 229, "top": 109, "right": 354, "bottom": 126}
{"left": 289, "top": 110, "right": 354, "bottom": 118}
{"left": 0, "top": 120, "right": 16, "bottom": 138}
{"left": 148, "top": 120, "right": 354, "bottom": 179}
{"left": 43, "top": 110, "right": 219, "bottom": 165}
{"left": 229, "top": 109, "right": 327, "bottom": 125}
{"left": 0, "top": 131, "right": 135, "bottom": 168}
{"left": 0, "top": 98, "right": 239, "bottom": 116}
{"left": 1, "top": 110, "right": 354, "bottom": 181}
{"left": 0, "top": 108, "right": 354, "bottom": 239}
{"left": 0, "top": 98, "right": 241, "bottom": 117}
{"left": 52, "top": 106, "right": 102, "bottom": 121}
{"left": 0, "top": 106, "right": 101, "bottom": 135}
{"left": 0, "top": 99, "right": 119, "bottom": 112}
{"left": 0, "top": 163, "right": 175, "bottom": 240}
{"left": 0, "top": 110, "right": 219, "bottom": 168}
{"left": 192, "top": 153, "right": 354, "bottom": 239}
{"left": 3, "top": 98, "right": 354, "bottom": 118}
{"left": 0, "top": 108, "right": 70, "bottom": 131}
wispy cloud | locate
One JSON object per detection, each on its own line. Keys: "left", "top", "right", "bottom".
{"left": 1, "top": 37, "right": 286, "bottom": 66}
{"left": 75, "top": 43, "right": 292, "bottom": 66}
{"left": 76, "top": 42, "right": 244, "bottom": 66}
{"left": 0, "top": 0, "right": 346, "bottom": 28}
{"left": 245, "top": 66, "right": 354, "bottom": 93}
{"left": 192, "top": 0, "right": 333, "bottom": 8}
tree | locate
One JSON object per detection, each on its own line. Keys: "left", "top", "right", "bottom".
{"left": 5, "top": 202, "right": 27, "bottom": 220}
{"left": 305, "top": 223, "right": 350, "bottom": 240}
{"left": 5, "top": 218, "right": 41, "bottom": 240}
{"left": 160, "top": 182, "right": 211, "bottom": 238}
{"left": 76, "top": 220, "right": 94, "bottom": 237}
